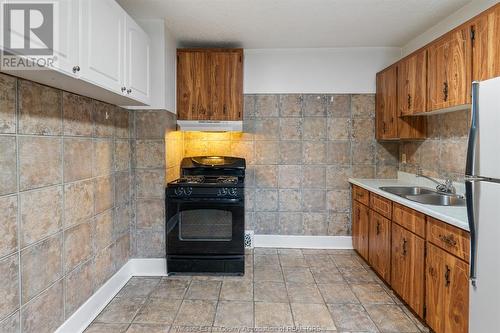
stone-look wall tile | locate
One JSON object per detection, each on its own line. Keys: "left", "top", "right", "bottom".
{"left": 254, "top": 189, "right": 278, "bottom": 212}
{"left": 376, "top": 164, "right": 398, "bottom": 178}
{"left": 18, "top": 80, "right": 62, "bottom": 135}
{"left": 135, "top": 140, "right": 165, "bottom": 168}
{"left": 64, "top": 138, "right": 93, "bottom": 182}
{"left": 352, "top": 118, "right": 375, "bottom": 141}
{"left": 352, "top": 141, "right": 375, "bottom": 165}
{"left": 278, "top": 189, "right": 302, "bottom": 212}
{"left": 255, "top": 95, "right": 279, "bottom": 118}
{"left": 278, "top": 165, "right": 302, "bottom": 189}
{"left": 327, "top": 117, "right": 350, "bottom": 140}
{"left": 95, "top": 211, "right": 113, "bottom": 251}
{"left": 352, "top": 165, "right": 375, "bottom": 178}
{"left": 441, "top": 110, "right": 470, "bottom": 139}
{"left": 376, "top": 142, "right": 399, "bottom": 166}
{"left": 279, "top": 94, "right": 303, "bottom": 117}
{"left": 21, "top": 233, "right": 62, "bottom": 303}
{"left": 254, "top": 165, "right": 278, "bottom": 188}
{"left": 62, "top": 92, "right": 94, "bottom": 137}
{"left": 93, "top": 101, "right": 116, "bottom": 138}
{"left": 303, "top": 141, "right": 327, "bottom": 164}
{"left": 302, "top": 190, "right": 326, "bottom": 212}
{"left": 136, "top": 169, "right": 164, "bottom": 199}
{"left": 328, "top": 213, "right": 350, "bottom": 236}
{"left": 302, "top": 166, "right": 326, "bottom": 188}
{"left": 0, "top": 136, "right": 17, "bottom": 195}
{"left": 19, "top": 136, "right": 62, "bottom": 191}
{"left": 20, "top": 186, "right": 62, "bottom": 247}
{"left": 230, "top": 141, "right": 255, "bottom": 165}
{"left": 255, "top": 141, "right": 279, "bottom": 164}
{"left": 243, "top": 95, "right": 256, "bottom": 119}
{"left": 134, "top": 229, "right": 165, "bottom": 258}
{"left": 327, "top": 141, "right": 351, "bottom": 166}
{"left": 440, "top": 140, "right": 467, "bottom": 175}
{"left": 254, "top": 212, "right": 279, "bottom": 234}
{"left": 303, "top": 117, "right": 327, "bottom": 140}
{"left": 135, "top": 111, "right": 173, "bottom": 139}
{"left": 279, "top": 118, "right": 302, "bottom": 140}
{"left": 93, "top": 139, "right": 113, "bottom": 177}
{"left": 0, "top": 254, "right": 19, "bottom": 320}
{"left": 303, "top": 213, "right": 327, "bottom": 235}
{"left": 254, "top": 119, "right": 279, "bottom": 141}
{"left": 327, "top": 190, "right": 350, "bottom": 212}
{"left": 326, "top": 166, "right": 352, "bottom": 190}
{"left": 279, "top": 141, "right": 302, "bottom": 164}
{"left": 64, "top": 222, "right": 92, "bottom": 273}
{"left": 112, "top": 234, "right": 130, "bottom": 269}
{"left": 136, "top": 199, "right": 164, "bottom": 229}
{"left": 351, "top": 94, "right": 375, "bottom": 118}
{"left": 303, "top": 95, "right": 326, "bottom": 116}
{"left": 115, "top": 109, "right": 130, "bottom": 139}
{"left": 21, "top": 280, "right": 64, "bottom": 333}
{"left": 64, "top": 259, "right": 94, "bottom": 318}
{"left": 0, "top": 312, "right": 19, "bottom": 333}
{"left": 244, "top": 188, "right": 255, "bottom": 212}
{"left": 93, "top": 246, "right": 113, "bottom": 287}
{"left": 95, "top": 176, "right": 114, "bottom": 214}
{"left": 114, "top": 140, "right": 130, "bottom": 171}
{"left": 0, "top": 73, "right": 16, "bottom": 134}
{"left": 279, "top": 212, "right": 303, "bottom": 235}
{"left": 114, "top": 204, "right": 131, "bottom": 240}
{"left": 0, "top": 195, "right": 17, "bottom": 257}
{"left": 326, "top": 94, "right": 351, "bottom": 117}
{"left": 114, "top": 172, "right": 131, "bottom": 206}
{"left": 64, "top": 179, "right": 94, "bottom": 227}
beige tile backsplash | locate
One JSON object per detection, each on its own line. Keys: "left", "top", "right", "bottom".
{"left": 0, "top": 73, "right": 131, "bottom": 331}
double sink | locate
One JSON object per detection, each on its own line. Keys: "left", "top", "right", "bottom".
{"left": 379, "top": 186, "right": 466, "bottom": 206}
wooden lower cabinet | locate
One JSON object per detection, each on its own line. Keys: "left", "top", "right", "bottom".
{"left": 352, "top": 201, "right": 370, "bottom": 261}
{"left": 426, "top": 243, "right": 469, "bottom": 333}
{"left": 368, "top": 211, "right": 391, "bottom": 282}
{"left": 391, "top": 223, "right": 425, "bottom": 318}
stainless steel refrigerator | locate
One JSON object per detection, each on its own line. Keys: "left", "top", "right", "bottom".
{"left": 466, "top": 77, "right": 500, "bottom": 333}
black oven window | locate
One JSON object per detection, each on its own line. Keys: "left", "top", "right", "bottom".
{"left": 179, "top": 209, "right": 233, "bottom": 241}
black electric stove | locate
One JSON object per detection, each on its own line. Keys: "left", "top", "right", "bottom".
{"left": 166, "top": 156, "right": 246, "bottom": 275}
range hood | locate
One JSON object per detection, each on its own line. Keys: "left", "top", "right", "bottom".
{"left": 177, "top": 120, "right": 243, "bottom": 132}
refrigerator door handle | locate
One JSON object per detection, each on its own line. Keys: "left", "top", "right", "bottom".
{"left": 466, "top": 180, "right": 479, "bottom": 287}
{"left": 466, "top": 81, "right": 480, "bottom": 176}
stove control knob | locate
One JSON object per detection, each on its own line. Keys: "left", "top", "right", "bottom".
{"left": 229, "top": 188, "right": 238, "bottom": 196}
{"left": 217, "top": 188, "right": 228, "bottom": 197}
{"left": 174, "top": 187, "right": 192, "bottom": 197}
{"left": 186, "top": 187, "right": 193, "bottom": 196}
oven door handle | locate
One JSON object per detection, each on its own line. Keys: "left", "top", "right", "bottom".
{"left": 168, "top": 198, "right": 243, "bottom": 204}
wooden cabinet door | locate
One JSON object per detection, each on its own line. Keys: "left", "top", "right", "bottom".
{"left": 391, "top": 223, "right": 425, "bottom": 318}
{"left": 368, "top": 211, "right": 391, "bottom": 282}
{"left": 177, "top": 51, "right": 211, "bottom": 120}
{"left": 471, "top": 4, "right": 500, "bottom": 81}
{"left": 80, "top": 0, "right": 126, "bottom": 94}
{"left": 398, "top": 50, "right": 427, "bottom": 115}
{"left": 352, "top": 201, "right": 370, "bottom": 261}
{"left": 426, "top": 243, "right": 469, "bottom": 333}
{"left": 427, "top": 27, "right": 471, "bottom": 112}
{"left": 210, "top": 51, "right": 243, "bottom": 120}
{"left": 376, "top": 66, "right": 398, "bottom": 140}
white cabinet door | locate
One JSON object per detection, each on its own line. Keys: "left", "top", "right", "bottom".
{"left": 79, "top": 0, "right": 125, "bottom": 94}
{"left": 51, "top": 0, "right": 79, "bottom": 76}
{"left": 124, "top": 15, "right": 151, "bottom": 104}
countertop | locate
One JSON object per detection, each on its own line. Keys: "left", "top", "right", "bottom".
{"left": 349, "top": 177, "right": 469, "bottom": 232}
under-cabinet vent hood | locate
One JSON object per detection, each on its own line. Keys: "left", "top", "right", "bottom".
{"left": 177, "top": 120, "right": 243, "bottom": 132}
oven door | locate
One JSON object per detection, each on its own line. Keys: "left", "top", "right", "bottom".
{"left": 166, "top": 198, "right": 244, "bottom": 256}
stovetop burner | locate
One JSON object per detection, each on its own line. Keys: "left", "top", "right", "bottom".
{"left": 173, "top": 175, "right": 239, "bottom": 185}
{"left": 176, "top": 176, "right": 205, "bottom": 184}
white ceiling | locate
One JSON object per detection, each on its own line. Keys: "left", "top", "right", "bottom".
{"left": 117, "top": 0, "right": 471, "bottom": 48}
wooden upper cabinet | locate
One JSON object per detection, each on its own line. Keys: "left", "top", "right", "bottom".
{"left": 376, "top": 66, "right": 398, "bottom": 140}
{"left": 391, "top": 223, "right": 425, "bottom": 318}
{"left": 471, "top": 4, "right": 500, "bottom": 81}
{"left": 426, "top": 243, "right": 469, "bottom": 333}
{"left": 427, "top": 26, "right": 471, "bottom": 112}
{"left": 177, "top": 49, "right": 243, "bottom": 121}
{"left": 368, "top": 210, "right": 391, "bottom": 282}
{"left": 398, "top": 50, "right": 427, "bottom": 115}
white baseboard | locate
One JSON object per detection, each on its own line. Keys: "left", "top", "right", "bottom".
{"left": 56, "top": 236, "right": 351, "bottom": 332}
{"left": 254, "top": 235, "right": 353, "bottom": 249}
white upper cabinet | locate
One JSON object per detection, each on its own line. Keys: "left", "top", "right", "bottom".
{"left": 125, "top": 15, "right": 151, "bottom": 104}
{"left": 79, "top": 0, "right": 126, "bottom": 94}
{"left": 52, "top": 0, "right": 79, "bottom": 76}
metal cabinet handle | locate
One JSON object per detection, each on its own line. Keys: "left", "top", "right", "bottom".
{"left": 121, "top": 87, "right": 126, "bottom": 93}
{"left": 443, "top": 82, "right": 449, "bottom": 102}
{"left": 439, "top": 234, "right": 457, "bottom": 247}
{"left": 402, "top": 238, "right": 408, "bottom": 256}
{"left": 445, "top": 265, "right": 451, "bottom": 287}
{"left": 127, "top": 88, "right": 132, "bottom": 94}
{"left": 376, "top": 222, "right": 381, "bottom": 235}
{"left": 407, "top": 94, "right": 412, "bottom": 109}
{"left": 72, "top": 65, "right": 80, "bottom": 73}
{"left": 223, "top": 105, "right": 227, "bottom": 115}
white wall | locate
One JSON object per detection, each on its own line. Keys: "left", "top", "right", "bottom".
{"left": 243, "top": 47, "right": 401, "bottom": 94}
{"left": 402, "top": 0, "right": 499, "bottom": 56}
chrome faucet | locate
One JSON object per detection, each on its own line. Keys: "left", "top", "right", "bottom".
{"left": 416, "top": 167, "right": 456, "bottom": 194}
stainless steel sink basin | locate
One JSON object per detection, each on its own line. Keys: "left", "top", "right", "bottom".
{"left": 406, "top": 193, "right": 466, "bottom": 206}
{"left": 379, "top": 186, "right": 435, "bottom": 196}
{"left": 379, "top": 186, "right": 466, "bottom": 206}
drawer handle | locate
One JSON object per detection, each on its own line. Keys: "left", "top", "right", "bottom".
{"left": 445, "top": 265, "right": 451, "bottom": 287}
{"left": 402, "top": 238, "right": 408, "bottom": 256}
{"left": 407, "top": 94, "right": 412, "bottom": 109}
{"left": 443, "top": 81, "right": 449, "bottom": 102}
{"left": 439, "top": 234, "right": 457, "bottom": 247}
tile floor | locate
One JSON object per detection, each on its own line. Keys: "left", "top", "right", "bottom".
{"left": 85, "top": 249, "right": 429, "bottom": 333}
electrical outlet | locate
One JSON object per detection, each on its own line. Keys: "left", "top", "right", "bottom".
{"left": 401, "top": 153, "right": 407, "bottom": 164}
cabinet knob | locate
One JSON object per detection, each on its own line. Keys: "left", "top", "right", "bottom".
{"left": 72, "top": 65, "right": 80, "bottom": 73}
{"left": 127, "top": 88, "right": 132, "bottom": 94}
{"left": 121, "top": 87, "right": 127, "bottom": 93}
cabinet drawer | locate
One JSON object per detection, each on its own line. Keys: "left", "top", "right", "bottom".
{"left": 392, "top": 203, "right": 426, "bottom": 238}
{"left": 427, "top": 217, "right": 470, "bottom": 262}
{"left": 370, "top": 193, "right": 392, "bottom": 219}
{"left": 352, "top": 185, "right": 369, "bottom": 206}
